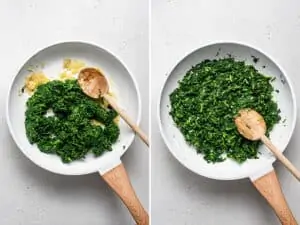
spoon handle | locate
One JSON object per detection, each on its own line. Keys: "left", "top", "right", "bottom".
{"left": 103, "top": 94, "right": 149, "bottom": 147}
{"left": 102, "top": 163, "right": 149, "bottom": 225}
{"left": 261, "top": 135, "right": 300, "bottom": 181}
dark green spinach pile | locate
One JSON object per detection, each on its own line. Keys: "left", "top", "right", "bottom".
{"left": 25, "top": 79, "right": 119, "bottom": 163}
{"left": 170, "top": 58, "right": 280, "bottom": 163}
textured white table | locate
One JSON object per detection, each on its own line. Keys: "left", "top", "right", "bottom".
{"left": 151, "top": 0, "right": 300, "bottom": 224}
{"left": 0, "top": 0, "right": 148, "bottom": 224}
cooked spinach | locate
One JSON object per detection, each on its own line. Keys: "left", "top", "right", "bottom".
{"left": 169, "top": 58, "right": 280, "bottom": 163}
{"left": 25, "top": 79, "right": 120, "bottom": 163}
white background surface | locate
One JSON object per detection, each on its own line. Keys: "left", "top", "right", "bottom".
{"left": 0, "top": 0, "right": 148, "bottom": 224}
{"left": 151, "top": 0, "right": 300, "bottom": 224}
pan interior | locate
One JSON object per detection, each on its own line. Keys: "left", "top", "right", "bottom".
{"left": 159, "top": 42, "right": 296, "bottom": 180}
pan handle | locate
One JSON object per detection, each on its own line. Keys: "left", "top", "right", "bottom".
{"left": 251, "top": 169, "right": 298, "bottom": 225}
{"left": 101, "top": 163, "right": 149, "bottom": 225}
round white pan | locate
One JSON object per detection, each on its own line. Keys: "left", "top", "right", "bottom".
{"left": 159, "top": 42, "right": 297, "bottom": 224}
{"left": 7, "top": 42, "right": 148, "bottom": 224}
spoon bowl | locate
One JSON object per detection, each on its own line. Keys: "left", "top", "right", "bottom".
{"left": 235, "top": 109, "right": 266, "bottom": 141}
{"left": 78, "top": 67, "right": 109, "bottom": 99}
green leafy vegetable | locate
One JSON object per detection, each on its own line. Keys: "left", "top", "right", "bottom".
{"left": 169, "top": 58, "right": 280, "bottom": 163}
{"left": 25, "top": 79, "right": 120, "bottom": 163}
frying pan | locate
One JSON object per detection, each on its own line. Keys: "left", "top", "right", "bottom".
{"left": 7, "top": 42, "right": 148, "bottom": 225}
{"left": 158, "top": 42, "right": 297, "bottom": 224}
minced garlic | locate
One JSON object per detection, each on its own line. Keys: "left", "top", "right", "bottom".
{"left": 25, "top": 72, "right": 49, "bottom": 93}
{"left": 63, "top": 59, "right": 85, "bottom": 74}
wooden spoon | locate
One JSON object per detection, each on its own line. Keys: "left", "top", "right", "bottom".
{"left": 235, "top": 109, "right": 300, "bottom": 181}
{"left": 78, "top": 68, "right": 149, "bottom": 224}
{"left": 78, "top": 67, "right": 149, "bottom": 146}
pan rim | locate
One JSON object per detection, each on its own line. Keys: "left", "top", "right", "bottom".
{"left": 6, "top": 41, "right": 142, "bottom": 175}
{"left": 157, "top": 41, "right": 297, "bottom": 181}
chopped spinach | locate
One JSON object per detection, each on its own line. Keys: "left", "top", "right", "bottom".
{"left": 25, "top": 79, "right": 120, "bottom": 163}
{"left": 169, "top": 58, "right": 280, "bottom": 163}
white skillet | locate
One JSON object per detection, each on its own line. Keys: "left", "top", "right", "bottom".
{"left": 159, "top": 42, "right": 297, "bottom": 224}
{"left": 7, "top": 42, "right": 148, "bottom": 225}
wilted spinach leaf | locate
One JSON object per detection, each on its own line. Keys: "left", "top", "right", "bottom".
{"left": 25, "top": 79, "right": 119, "bottom": 163}
{"left": 169, "top": 58, "right": 280, "bottom": 163}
